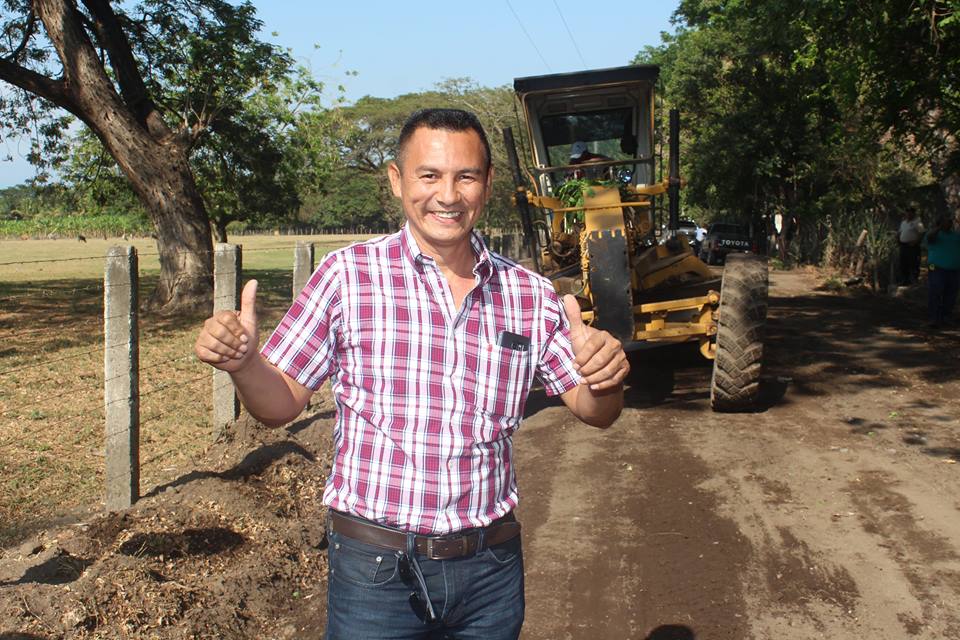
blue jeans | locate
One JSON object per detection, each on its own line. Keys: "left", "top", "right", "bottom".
{"left": 324, "top": 528, "right": 524, "bottom": 639}
{"left": 928, "top": 267, "right": 959, "bottom": 324}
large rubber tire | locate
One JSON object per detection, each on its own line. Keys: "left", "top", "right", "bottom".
{"left": 710, "top": 254, "right": 769, "bottom": 411}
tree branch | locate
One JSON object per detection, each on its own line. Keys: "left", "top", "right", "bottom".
{"left": 3, "top": 7, "right": 38, "bottom": 64}
{"left": 79, "top": 0, "right": 169, "bottom": 138}
{"left": 0, "top": 57, "right": 81, "bottom": 117}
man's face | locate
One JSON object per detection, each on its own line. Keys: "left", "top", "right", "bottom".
{"left": 388, "top": 127, "right": 493, "bottom": 257}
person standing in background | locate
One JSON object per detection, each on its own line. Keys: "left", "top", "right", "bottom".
{"left": 924, "top": 213, "right": 960, "bottom": 329}
{"left": 898, "top": 207, "right": 925, "bottom": 285}
{"left": 694, "top": 222, "right": 707, "bottom": 257}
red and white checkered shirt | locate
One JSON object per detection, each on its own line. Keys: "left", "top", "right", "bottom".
{"left": 262, "top": 225, "right": 580, "bottom": 534}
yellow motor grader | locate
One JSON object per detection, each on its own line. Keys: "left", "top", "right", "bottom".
{"left": 503, "top": 65, "right": 768, "bottom": 411}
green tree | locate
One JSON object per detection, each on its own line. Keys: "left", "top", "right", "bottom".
{"left": 52, "top": 64, "right": 339, "bottom": 241}
{"left": 638, "top": 0, "right": 940, "bottom": 263}
{"left": 195, "top": 66, "right": 340, "bottom": 241}
{"left": 300, "top": 169, "right": 386, "bottom": 231}
{"left": 0, "top": 181, "right": 72, "bottom": 217}
{"left": 804, "top": 0, "right": 960, "bottom": 216}
{"left": 55, "top": 129, "right": 144, "bottom": 217}
{"left": 0, "top": 0, "right": 293, "bottom": 312}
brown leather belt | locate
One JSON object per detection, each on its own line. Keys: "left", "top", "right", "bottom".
{"left": 328, "top": 510, "right": 521, "bottom": 561}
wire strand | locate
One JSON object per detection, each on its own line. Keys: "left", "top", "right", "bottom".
{"left": 0, "top": 347, "right": 106, "bottom": 377}
{"left": 0, "top": 383, "right": 103, "bottom": 418}
{"left": 0, "top": 374, "right": 212, "bottom": 450}
{"left": 505, "top": 0, "right": 553, "bottom": 72}
{"left": 552, "top": 0, "right": 588, "bottom": 69}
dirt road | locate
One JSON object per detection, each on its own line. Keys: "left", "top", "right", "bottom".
{"left": 515, "top": 270, "right": 960, "bottom": 639}
{"left": 2, "top": 269, "right": 960, "bottom": 639}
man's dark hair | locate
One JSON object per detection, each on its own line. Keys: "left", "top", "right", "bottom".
{"left": 396, "top": 108, "right": 492, "bottom": 173}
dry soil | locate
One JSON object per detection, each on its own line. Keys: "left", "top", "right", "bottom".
{"left": 2, "top": 268, "right": 959, "bottom": 639}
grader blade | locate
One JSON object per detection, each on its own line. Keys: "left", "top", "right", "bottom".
{"left": 586, "top": 228, "right": 633, "bottom": 341}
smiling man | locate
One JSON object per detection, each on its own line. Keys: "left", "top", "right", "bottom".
{"left": 194, "top": 108, "right": 628, "bottom": 639}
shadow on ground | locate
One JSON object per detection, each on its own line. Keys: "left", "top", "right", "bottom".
{"left": 646, "top": 625, "right": 696, "bottom": 640}
{"left": 765, "top": 288, "right": 960, "bottom": 391}
{"left": 144, "top": 439, "right": 315, "bottom": 499}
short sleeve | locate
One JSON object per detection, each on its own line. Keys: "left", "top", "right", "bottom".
{"left": 536, "top": 290, "right": 581, "bottom": 396}
{"left": 261, "top": 251, "right": 342, "bottom": 390}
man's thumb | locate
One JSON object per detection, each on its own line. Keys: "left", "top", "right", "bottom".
{"left": 239, "top": 279, "right": 258, "bottom": 327}
{"left": 562, "top": 294, "right": 585, "bottom": 334}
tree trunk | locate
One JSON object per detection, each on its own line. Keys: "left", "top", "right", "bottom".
{"left": 32, "top": 0, "right": 213, "bottom": 314}
{"left": 214, "top": 219, "right": 229, "bottom": 243}
{"left": 939, "top": 173, "right": 960, "bottom": 219}
{"left": 926, "top": 116, "right": 960, "bottom": 219}
{"left": 123, "top": 143, "right": 213, "bottom": 314}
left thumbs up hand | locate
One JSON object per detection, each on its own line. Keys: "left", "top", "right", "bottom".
{"left": 562, "top": 295, "right": 630, "bottom": 392}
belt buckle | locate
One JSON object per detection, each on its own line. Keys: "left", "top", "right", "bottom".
{"left": 426, "top": 534, "right": 468, "bottom": 560}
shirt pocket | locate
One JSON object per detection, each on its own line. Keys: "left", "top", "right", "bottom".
{"left": 476, "top": 340, "right": 533, "bottom": 433}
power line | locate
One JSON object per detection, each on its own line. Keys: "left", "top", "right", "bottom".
{"left": 552, "top": 0, "right": 588, "bottom": 69}
{"left": 505, "top": 0, "right": 553, "bottom": 73}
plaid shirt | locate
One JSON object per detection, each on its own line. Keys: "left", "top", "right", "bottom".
{"left": 262, "top": 226, "right": 580, "bottom": 534}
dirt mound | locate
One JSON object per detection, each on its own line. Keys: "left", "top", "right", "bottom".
{"left": 0, "top": 412, "right": 333, "bottom": 639}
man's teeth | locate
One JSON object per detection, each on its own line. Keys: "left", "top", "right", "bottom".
{"left": 433, "top": 211, "right": 462, "bottom": 219}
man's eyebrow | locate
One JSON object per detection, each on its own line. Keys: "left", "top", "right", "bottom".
{"left": 413, "top": 165, "right": 485, "bottom": 176}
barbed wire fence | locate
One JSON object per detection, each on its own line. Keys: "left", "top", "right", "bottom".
{"left": 0, "top": 230, "right": 530, "bottom": 537}
{"left": 0, "top": 252, "right": 109, "bottom": 543}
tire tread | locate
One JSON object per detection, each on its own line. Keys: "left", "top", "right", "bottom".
{"left": 710, "top": 254, "right": 769, "bottom": 411}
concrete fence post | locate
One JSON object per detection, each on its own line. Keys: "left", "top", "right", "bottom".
{"left": 104, "top": 246, "right": 139, "bottom": 511}
{"left": 213, "top": 243, "right": 242, "bottom": 431}
{"left": 293, "top": 241, "right": 315, "bottom": 300}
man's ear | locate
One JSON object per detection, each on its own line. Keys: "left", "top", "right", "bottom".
{"left": 388, "top": 161, "right": 402, "bottom": 198}
{"left": 484, "top": 165, "right": 495, "bottom": 201}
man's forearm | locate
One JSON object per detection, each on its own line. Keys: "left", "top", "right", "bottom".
{"left": 570, "top": 384, "right": 623, "bottom": 428}
{"left": 231, "top": 356, "right": 312, "bottom": 427}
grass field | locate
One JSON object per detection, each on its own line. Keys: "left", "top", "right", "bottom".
{"left": 0, "top": 233, "right": 372, "bottom": 546}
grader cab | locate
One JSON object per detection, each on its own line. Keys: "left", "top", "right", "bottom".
{"left": 503, "top": 65, "right": 769, "bottom": 411}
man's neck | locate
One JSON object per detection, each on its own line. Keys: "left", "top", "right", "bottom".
{"left": 409, "top": 230, "right": 477, "bottom": 279}
{"left": 415, "top": 237, "right": 478, "bottom": 310}
{"left": 432, "top": 247, "right": 476, "bottom": 280}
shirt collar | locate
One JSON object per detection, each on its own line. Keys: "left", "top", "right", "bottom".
{"left": 399, "top": 223, "right": 494, "bottom": 284}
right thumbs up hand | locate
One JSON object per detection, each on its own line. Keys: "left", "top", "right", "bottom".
{"left": 194, "top": 279, "right": 260, "bottom": 373}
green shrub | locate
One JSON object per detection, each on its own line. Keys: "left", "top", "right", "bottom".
{"left": 0, "top": 213, "right": 151, "bottom": 238}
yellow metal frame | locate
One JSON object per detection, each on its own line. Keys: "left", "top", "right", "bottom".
{"left": 640, "top": 254, "right": 713, "bottom": 290}
{"left": 515, "top": 181, "right": 719, "bottom": 359}
{"left": 579, "top": 291, "right": 720, "bottom": 358}
{"left": 517, "top": 179, "right": 673, "bottom": 210}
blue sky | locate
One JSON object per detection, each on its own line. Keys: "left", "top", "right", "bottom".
{"left": 0, "top": 1, "right": 678, "bottom": 187}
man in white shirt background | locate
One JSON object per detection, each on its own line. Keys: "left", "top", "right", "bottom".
{"left": 898, "top": 206, "right": 925, "bottom": 285}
